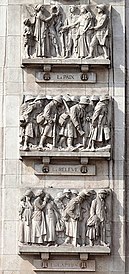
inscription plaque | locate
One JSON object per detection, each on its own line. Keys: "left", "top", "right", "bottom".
{"left": 34, "top": 259, "right": 95, "bottom": 272}
{"left": 34, "top": 164, "right": 96, "bottom": 176}
{"left": 36, "top": 71, "right": 96, "bottom": 83}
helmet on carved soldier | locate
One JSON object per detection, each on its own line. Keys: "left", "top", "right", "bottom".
{"left": 90, "top": 95, "right": 100, "bottom": 102}
{"left": 100, "top": 94, "right": 110, "bottom": 102}
{"left": 63, "top": 189, "right": 71, "bottom": 194}
{"left": 53, "top": 95, "right": 63, "bottom": 104}
{"left": 24, "top": 95, "right": 35, "bottom": 103}
{"left": 96, "top": 4, "right": 106, "bottom": 12}
{"left": 79, "top": 96, "right": 90, "bottom": 105}
{"left": 35, "top": 94, "right": 46, "bottom": 102}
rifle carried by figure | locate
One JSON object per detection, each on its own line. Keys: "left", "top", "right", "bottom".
{"left": 53, "top": 114, "right": 57, "bottom": 147}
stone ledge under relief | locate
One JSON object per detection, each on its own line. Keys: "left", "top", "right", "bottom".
{"left": 20, "top": 150, "right": 111, "bottom": 160}
{"left": 19, "top": 245, "right": 110, "bottom": 255}
{"left": 22, "top": 58, "right": 110, "bottom": 68}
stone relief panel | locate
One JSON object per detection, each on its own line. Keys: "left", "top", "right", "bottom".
{"left": 22, "top": 4, "right": 111, "bottom": 60}
{"left": 19, "top": 94, "right": 111, "bottom": 152}
{"left": 19, "top": 188, "right": 111, "bottom": 248}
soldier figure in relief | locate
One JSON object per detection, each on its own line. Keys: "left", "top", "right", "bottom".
{"left": 87, "top": 94, "right": 110, "bottom": 151}
{"left": 19, "top": 95, "right": 37, "bottom": 151}
{"left": 68, "top": 96, "right": 90, "bottom": 149}
{"left": 58, "top": 95, "right": 76, "bottom": 149}
{"left": 86, "top": 4, "right": 109, "bottom": 59}
{"left": 87, "top": 189, "right": 110, "bottom": 246}
{"left": 38, "top": 95, "right": 63, "bottom": 150}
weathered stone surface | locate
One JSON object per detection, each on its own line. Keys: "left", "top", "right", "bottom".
{"left": 0, "top": 1, "right": 127, "bottom": 274}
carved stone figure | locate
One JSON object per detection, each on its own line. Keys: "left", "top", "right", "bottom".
{"left": 86, "top": 4, "right": 109, "bottom": 59}
{"left": 62, "top": 6, "right": 78, "bottom": 58}
{"left": 44, "top": 194, "right": 60, "bottom": 246}
{"left": 47, "top": 6, "right": 63, "bottom": 58}
{"left": 33, "top": 4, "right": 47, "bottom": 57}
{"left": 19, "top": 189, "right": 33, "bottom": 244}
{"left": 79, "top": 190, "right": 96, "bottom": 246}
{"left": 61, "top": 189, "right": 72, "bottom": 209}
{"left": 19, "top": 95, "right": 36, "bottom": 150}
{"left": 54, "top": 192, "right": 65, "bottom": 241}
{"left": 63, "top": 191, "right": 86, "bottom": 246}
{"left": 58, "top": 95, "right": 75, "bottom": 149}
{"left": 23, "top": 19, "right": 34, "bottom": 58}
{"left": 87, "top": 94, "right": 110, "bottom": 151}
{"left": 87, "top": 189, "right": 110, "bottom": 246}
{"left": 38, "top": 95, "right": 63, "bottom": 150}
{"left": 31, "top": 189, "right": 47, "bottom": 244}
{"left": 80, "top": 96, "right": 91, "bottom": 149}
{"left": 68, "top": 96, "right": 90, "bottom": 149}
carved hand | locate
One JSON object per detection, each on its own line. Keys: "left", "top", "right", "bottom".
{"left": 77, "top": 126, "right": 85, "bottom": 136}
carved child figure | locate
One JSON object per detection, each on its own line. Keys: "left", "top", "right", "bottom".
{"left": 23, "top": 19, "right": 34, "bottom": 58}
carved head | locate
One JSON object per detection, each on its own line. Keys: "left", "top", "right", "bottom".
{"left": 96, "top": 4, "right": 106, "bottom": 13}
{"left": 24, "top": 189, "right": 33, "bottom": 198}
{"left": 35, "top": 4, "right": 44, "bottom": 12}
{"left": 78, "top": 191, "right": 87, "bottom": 202}
{"left": 35, "top": 94, "right": 46, "bottom": 107}
{"left": 72, "top": 189, "right": 79, "bottom": 198}
{"left": 69, "top": 6, "right": 76, "bottom": 14}
{"left": 51, "top": 6, "right": 58, "bottom": 14}
{"left": 23, "top": 18, "right": 31, "bottom": 26}
{"left": 98, "top": 189, "right": 109, "bottom": 199}
{"left": 100, "top": 94, "right": 110, "bottom": 105}
{"left": 35, "top": 189, "right": 45, "bottom": 198}
{"left": 79, "top": 96, "right": 90, "bottom": 109}
{"left": 80, "top": 5, "right": 88, "bottom": 14}
{"left": 24, "top": 95, "right": 35, "bottom": 103}
{"left": 90, "top": 95, "right": 100, "bottom": 102}
{"left": 53, "top": 95, "right": 63, "bottom": 105}
{"left": 63, "top": 188, "right": 71, "bottom": 198}
{"left": 71, "top": 96, "right": 79, "bottom": 104}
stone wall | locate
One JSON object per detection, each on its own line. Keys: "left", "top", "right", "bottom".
{"left": 0, "top": 0, "right": 126, "bottom": 274}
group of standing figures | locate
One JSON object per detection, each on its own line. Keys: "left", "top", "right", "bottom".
{"left": 19, "top": 188, "right": 110, "bottom": 247}
{"left": 20, "top": 94, "right": 111, "bottom": 151}
{"left": 23, "top": 4, "right": 109, "bottom": 59}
